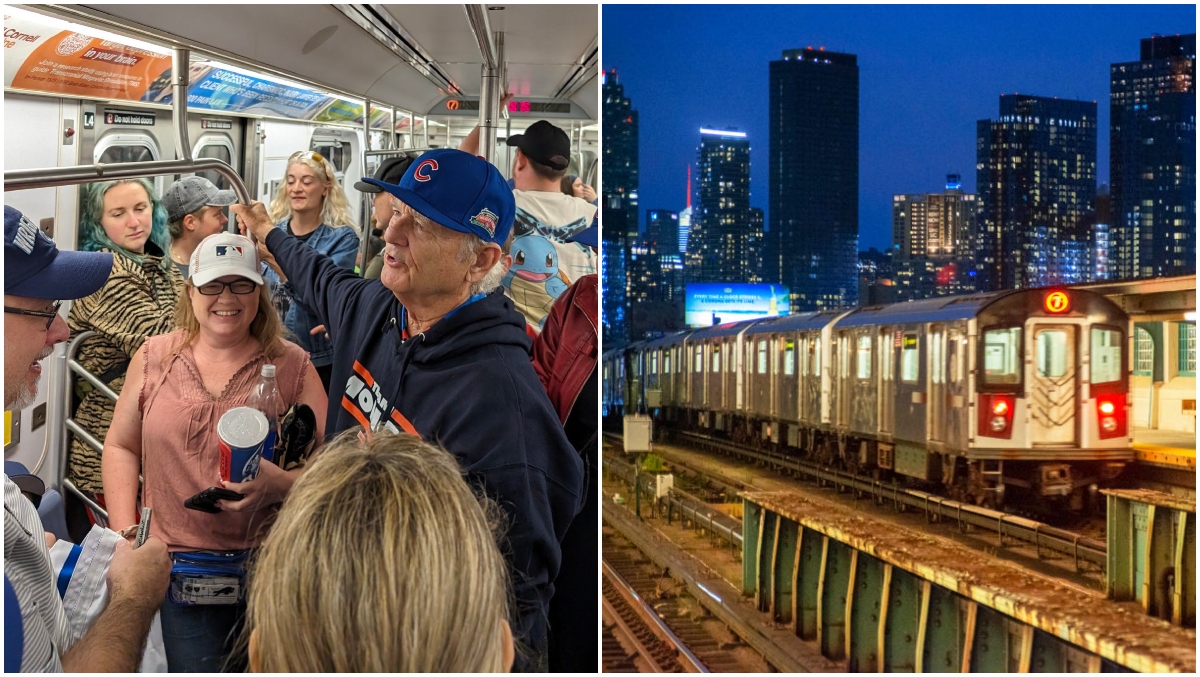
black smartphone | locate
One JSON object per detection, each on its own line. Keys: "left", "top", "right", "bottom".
{"left": 183, "top": 487, "right": 245, "bottom": 514}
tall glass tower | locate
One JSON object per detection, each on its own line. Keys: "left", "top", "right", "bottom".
{"left": 687, "top": 128, "right": 752, "bottom": 283}
{"left": 601, "top": 69, "right": 638, "bottom": 347}
{"left": 1111, "top": 34, "right": 1196, "bottom": 279}
{"left": 768, "top": 47, "right": 859, "bottom": 312}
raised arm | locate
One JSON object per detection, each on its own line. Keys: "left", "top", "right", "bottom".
{"left": 101, "top": 345, "right": 148, "bottom": 532}
{"left": 458, "top": 92, "right": 515, "bottom": 156}
{"left": 232, "top": 202, "right": 372, "bottom": 341}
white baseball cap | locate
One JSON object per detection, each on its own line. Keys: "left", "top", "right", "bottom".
{"left": 189, "top": 233, "right": 264, "bottom": 287}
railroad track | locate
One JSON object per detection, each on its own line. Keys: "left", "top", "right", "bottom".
{"left": 603, "top": 429, "right": 1108, "bottom": 574}
{"left": 603, "top": 530, "right": 777, "bottom": 672}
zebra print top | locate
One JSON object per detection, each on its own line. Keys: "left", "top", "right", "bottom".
{"left": 66, "top": 245, "right": 183, "bottom": 494}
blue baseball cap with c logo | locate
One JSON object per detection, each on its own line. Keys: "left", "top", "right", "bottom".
{"left": 360, "top": 149, "right": 516, "bottom": 246}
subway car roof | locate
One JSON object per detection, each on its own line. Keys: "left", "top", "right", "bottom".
{"left": 834, "top": 291, "right": 1006, "bottom": 329}
{"left": 687, "top": 319, "right": 769, "bottom": 340}
{"left": 743, "top": 310, "right": 842, "bottom": 335}
{"left": 38, "top": 4, "right": 598, "bottom": 119}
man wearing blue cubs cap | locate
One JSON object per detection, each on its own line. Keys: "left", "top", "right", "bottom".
{"left": 4, "top": 205, "right": 172, "bottom": 671}
{"left": 231, "top": 149, "right": 583, "bottom": 671}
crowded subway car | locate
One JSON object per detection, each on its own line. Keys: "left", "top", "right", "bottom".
{"left": 4, "top": 4, "right": 599, "bottom": 673}
{"left": 605, "top": 287, "right": 1135, "bottom": 513}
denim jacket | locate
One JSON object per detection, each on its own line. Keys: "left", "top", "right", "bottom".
{"left": 262, "top": 218, "right": 360, "bottom": 367}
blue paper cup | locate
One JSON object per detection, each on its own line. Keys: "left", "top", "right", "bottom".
{"left": 218, "top": 407, "right": 267, "bottom": 483}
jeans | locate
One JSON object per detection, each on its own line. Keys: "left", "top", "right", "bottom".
{"left": 159, "top": 599, "right": 247, "bottom": 673}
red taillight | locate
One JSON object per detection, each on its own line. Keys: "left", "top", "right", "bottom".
{"left": 979, "top": 394, "right": 1015, "bottom": 439}
{"left": 1095, "top": 395, "right": 1126, "bottom": 439}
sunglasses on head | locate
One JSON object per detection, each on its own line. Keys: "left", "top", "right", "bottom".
{"left": 290, "top": 150, "right": 326, "bottom": 164}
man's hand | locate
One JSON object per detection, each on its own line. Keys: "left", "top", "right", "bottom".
{"left": 310, "top": 324, "right": 330, "bottom": 340}
{"left": 107, "top": 535, "right": 170, "bottom": 611}
{"left": 579, "top": 183, "right": 597, "bottom": 203}
{"left": 219, "top": 460, "right": 295, "bottom": 512}
{"left": 230, "top": 202, "right": 276, "bottom": 245}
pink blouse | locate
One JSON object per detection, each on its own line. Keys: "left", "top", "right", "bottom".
{"left": 138, "top": 330, "right": 310, "bottom": 552}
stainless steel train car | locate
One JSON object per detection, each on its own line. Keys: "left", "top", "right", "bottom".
{"left": 607, "top": 288, "right": 1134, "bottom": 510}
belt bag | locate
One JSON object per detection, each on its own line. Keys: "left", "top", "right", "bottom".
{"left": 168, "top": 550, "right": 248, "bottom": 606}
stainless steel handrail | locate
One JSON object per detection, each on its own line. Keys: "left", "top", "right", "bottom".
{"left": 63, "top": 478, "right": 108, "bottom": 525}
{"left": 60, "top": 331, "right": 114, "bottom": 526}
{"left": 5, "top": 158, "right": 252, "bottom": 204}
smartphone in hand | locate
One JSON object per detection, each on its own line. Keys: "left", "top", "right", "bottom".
{"left": 183, "top": 487, "right": 246, "bottom": 514}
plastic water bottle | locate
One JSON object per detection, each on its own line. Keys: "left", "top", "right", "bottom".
{"left": 248, "top": 364, "right": 281, "bottom": 463}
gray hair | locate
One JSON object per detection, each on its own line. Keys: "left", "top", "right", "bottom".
{"left": 407, "top": 208, "right": 504, "bottom": 296}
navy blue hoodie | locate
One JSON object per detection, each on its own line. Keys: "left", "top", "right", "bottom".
{"left": 265, "top": 228, "right": 585, "bottom": 662}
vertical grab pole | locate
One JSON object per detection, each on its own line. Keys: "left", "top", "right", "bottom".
{"left": 172, "top": 48, "right": 192, "bottom": 162}
{"left": 359, "top": 99, "right": 373, "bottom": 275}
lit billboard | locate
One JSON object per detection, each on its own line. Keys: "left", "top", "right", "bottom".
{"left": 685, "top": 283, "right": 790, "bottom": 327}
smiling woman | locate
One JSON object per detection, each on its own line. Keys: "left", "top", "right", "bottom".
{"left": 66, "top": 178, "right": 183, "bottom": 509}
{"left": 101, "top": 231, "right": 327, "bottom": 672}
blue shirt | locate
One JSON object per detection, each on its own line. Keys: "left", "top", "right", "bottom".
{"left": 261, "top": 218, "right": 360, "bottom": 367}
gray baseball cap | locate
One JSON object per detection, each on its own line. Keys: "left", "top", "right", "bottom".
{"left": 163, "top": 176, "right": 237, "bottom": 222}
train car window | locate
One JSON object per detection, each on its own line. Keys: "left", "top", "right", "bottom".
{"left": 650, "top": 351, "right": 658, "bottom": 375}
{"left": 930, "top": 333, "right": 944, "bottom": 384}
{"left": 195, "top": 144, "right": 233, "bottom": 190}
{"left": 664, "top": 351, "right": 671, "bottom": 374}
{"left": 982, "top": 328, "right": 1021, "bottom": 385}
{"left": 98, "top": 144, "right": 156, "bottom": 164}
{"left": 1090, "top": 328, "right": 1124, "bottom": 384}
{"left": 1134, "top": 327, "right": 1154, "bottom": 375}
{"left": 1178, "top": 322, "right": 1196, "bottom": 376}
{"left": 758, "top": 341, "right": 768, "bottom": 374}
{"left": 856, "top": 335, "right": 872, "bottom": 379}
{"left": 880, "top": 332, "right": 894, "bottom": 382}
{"left": 712, "top": 346, "right": 721, "bottom": 373}
{"left": 1036, "top": 330, "right": 1070, "bottom": 378}
{"left": 784, "top": 340, "right": 795, "bottom": 376}
{"left": 813, "top": 337, "right": 822, "bottom": 375}
{"left": 695, "top": 346, "right": 703, "bottom": 373}
{"left": 901, "top": 334, "right": 920, "bottom": 383}
{"left": 311, "top": 140, "right": 348, "bottom": 172}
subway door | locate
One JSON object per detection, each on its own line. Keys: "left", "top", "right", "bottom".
{"left": 1027, "top": 322, "right": 1079, "bottom": 446}
{"left": 84, "top": 102, "right": 173, "bottom": 198}
{"left": 928, "top": 325, "right": 946, "bottom": 444}
{"left": 945, "top": 325, "right": 969, "bottom": 449}
{"left": 187, "top": 114, "right": 244, "bottom": 200}
{"left": 878, "top": 328, "right": 895, "bottom": 438}
{"left": 309, "top": 127, "right": 361, "bottom": 229}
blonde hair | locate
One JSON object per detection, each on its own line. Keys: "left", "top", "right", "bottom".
{"left": 267, "top": 151, "right": 355, "bottom": 230}
{"left": 246, "top": 431, "right": 512, "bottom": 672}
{"left": 173, "top": 280, "right": 286, "bottom": 358}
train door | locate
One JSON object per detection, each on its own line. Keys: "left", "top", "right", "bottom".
{"left": 86, "top": 103, "right": 172, "bottom": 196}
{"left": 739, "top": 340, "right": 751, "bottom": 410}
{"left": 878, "top": 327, "right": 895, "bottom": 438}
{"left": 928, "top": 325, "right": 946, "bottom": 443}
{"left": 709, "top": 342, "right": 722, "bottom": 410}
{"left": 189, "top": 114, "right": 244, "bottom": 194}
{"left": 835, "top": 334, "right": 851, "bottom": 428}
{"left": 802, "top": 335, "right": 822, "bottom": 425}
{"left": 770, "top": 334, "right": 780, "bottom": 418}
{"left": 895, "top": 329, "right": 926, "bottom": 443}
{"left": 691, "top": 343, "right": 704, "bottom": 408}
{"left": 724, "top": 338, "right": 736, "bottom": 412}
{"left": 1028, "top": 324, "right": 1079, "bottom": 446}
{"left": 945, "top": 325, "right": 969, "bottom": 449}
{"left": 851, "top": 329, "right": 877, "bottom": 432}
{"left": 779, "top": 336, "right": 798, "bottom": 422}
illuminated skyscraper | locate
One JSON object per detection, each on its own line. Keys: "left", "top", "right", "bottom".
{"left": 602, "top": 69, "right": 638, "bottom": 347}
{"left": 768, "top": 47, "right": 859, "bottom": 312}
{"left": 977, "top": 94, "right": 1097, "bottom": 290}
{"left": 1111, "top": 33, "right": 1196, "bottom": 279}
{"left": 678, "top": 166, "right": 693, "bottom": 254}
{"left": 892, "top": 175, "right": 978, "bottom": 262}
{"left": 687, "top": 128, "right": 752, "bottom": 283}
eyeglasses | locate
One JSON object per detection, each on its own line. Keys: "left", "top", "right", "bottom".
{"left": 195, "top": 280, "right": 258, "bottom": 296}
{"left": 4, "top": 300, "right": 63, "bottom": 330}
{"left": 289, "top": 150, "right": 326, "bottom": 164}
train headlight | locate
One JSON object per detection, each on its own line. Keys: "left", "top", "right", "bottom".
{"left": 992, "top": 400, "right": 1009, "bottom": 416}
{"left": 1100, "top": 417, "right": 1118, "bottom": 433}
{"left": 1098, "top": 401, "right": 1115, "bottom": 415}
{"left": 990, "top": 416, "right": 1007, "bottom": 432}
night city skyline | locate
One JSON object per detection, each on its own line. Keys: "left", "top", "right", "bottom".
{"left": 602, "top": 4, "right": 1196, "bottom": 252}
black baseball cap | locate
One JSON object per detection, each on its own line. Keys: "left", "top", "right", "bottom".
{"left": 355, "top": 156, "right": 414, "bottom": 194}
{"left": 506, "top": 121, "right": 570, "bottom": 171}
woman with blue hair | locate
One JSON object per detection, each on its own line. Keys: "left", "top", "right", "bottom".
{"left": 67, "top": 178, "right": 183, "bottom": 514}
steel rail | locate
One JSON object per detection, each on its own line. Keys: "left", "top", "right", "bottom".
{"left": 676, "top": 430, "right": 1108, "bottom": 570}
{"left": 602, "top": 455, "right": 743, "bottom": 549}
{"left": 5, "top": 158, "right": 251, "bottom": 205}
{"left": 602, "top": 560, "right": 709, "bottom": 672}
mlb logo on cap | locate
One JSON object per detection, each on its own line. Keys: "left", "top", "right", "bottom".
{"left": 190, "top": 232, "right": 263, "bottom": 287}
{"left": 215, "top": 244, "right": 244, "bottom": 258}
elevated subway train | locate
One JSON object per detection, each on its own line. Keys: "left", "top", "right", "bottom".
{"left": 605, "top": 287, "right": 1134, "bottom": 511}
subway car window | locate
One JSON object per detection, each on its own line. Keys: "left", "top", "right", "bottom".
{"left": 856, "top": 335, "right": 871, "bottom": 379}
{"left": 983, "top": 328, "right": 1022, "bottom": 385}
{"left": 901, "top": 334, "right": 920, "bottom": 382}
{"left": 784, "top": 340, "right": 795, "bottom": 376}
{"left": 1036, "top": 330, "right": 1070, "bottom": 378}
{"left": 98, "top": 144, "right": 155, "bottom": 164}
{"left": 757, "top": 341, "right": 768, "bottom": 374}
{"left": 1090, "top": 328, "right": 1123, "bottom": 384}
{"left": 712, "top": 347, "right": 720, "bottom": 373}
{"left": 195, "top": 144, "right": 233, "bottom": 190}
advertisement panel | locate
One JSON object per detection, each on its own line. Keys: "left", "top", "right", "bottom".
{"left": 685, "top": 283, "right": 790, "bottom": 327}
{"left": 4, "top": 10, "right": 417, "bottom": 131}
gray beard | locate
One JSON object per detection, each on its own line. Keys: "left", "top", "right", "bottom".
{"left": 6, "top": 382, "right": 36, "bottom": 412}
